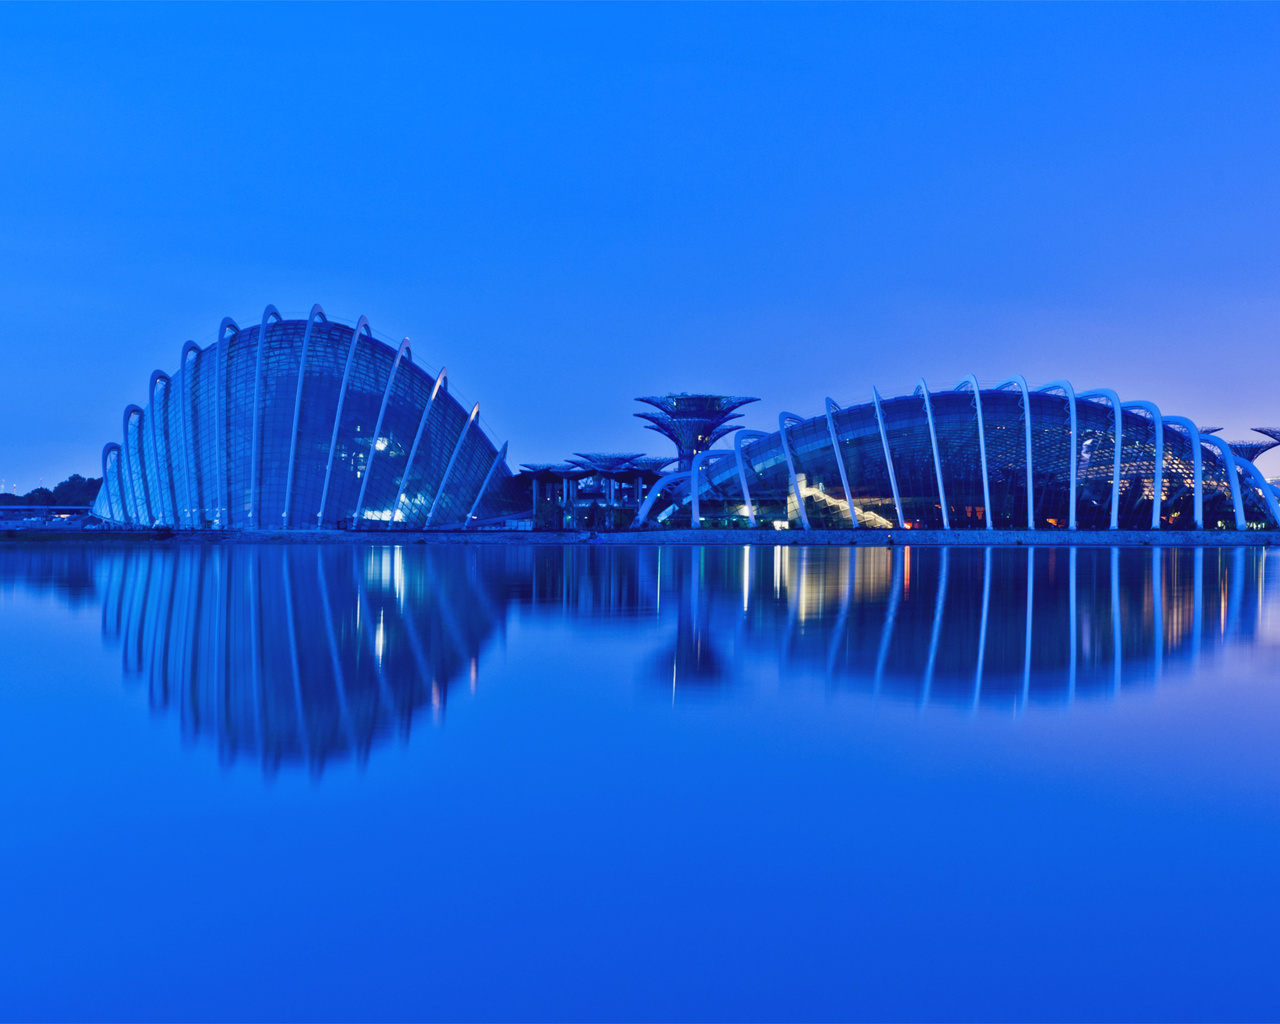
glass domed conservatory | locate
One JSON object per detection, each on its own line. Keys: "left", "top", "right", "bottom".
{"left": 636, "top": 377, "right": 1280, "bottom": 531}
{"left": 92, "top": 305, "right": 524, "bottom": 530}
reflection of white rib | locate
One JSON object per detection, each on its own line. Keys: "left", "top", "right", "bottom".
{"left": 1112, "top": 547, "right": 1122, "bottom": 693}
{"left": 874, "top": 548, "right": 904, "bottom": 696}
{"left": 281, "top": 550, "right": 311, "bottom": 763}
{"left": 1021, "top": 547, "right": 1034, "bottom": 709}
{"left": 922, "top": 548, "right": 949, "bottom": 707}
{"left": 317, "top": 551, "right": 356, "bottom": 751}
{"left": 1068, "top": 547, "right": 1077, "bottom": 702}
{"left": 972, "top": 546, "right": 991, "bottom": 711}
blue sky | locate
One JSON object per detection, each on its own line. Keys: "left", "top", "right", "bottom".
{"left": 2, "top": 3, "right": 1278, "bottom": 490}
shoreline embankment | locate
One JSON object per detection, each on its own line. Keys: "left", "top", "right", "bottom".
{"left": 3, "top": 527, "right": 1276, "bottom": 548}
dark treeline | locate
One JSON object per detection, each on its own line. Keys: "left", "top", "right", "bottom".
{"left": 0, "top": 474, "right": 101, "bottom": 507}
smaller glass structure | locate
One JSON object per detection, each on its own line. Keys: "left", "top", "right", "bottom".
{"left": 92, "top": 305, "right": 525, "bottom": 530}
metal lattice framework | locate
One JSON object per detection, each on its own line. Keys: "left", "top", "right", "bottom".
{"left": 636, "top": 378, "right": 1280, "bottom": 531}
{"left": 1226, "top": 439, "right": 1280, "bottom": 463}
{"left": 92, "top": 305, "right": 524, "bottom": 530}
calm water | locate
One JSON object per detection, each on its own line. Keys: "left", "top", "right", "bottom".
{"left": 1, "top": 542, "right": 1278, "bottom": 1022}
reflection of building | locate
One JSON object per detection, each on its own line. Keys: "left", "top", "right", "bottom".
{"left": 632, "top": 544, "right": 1276, "bottom": 708}
{"left": 3, "top": 541, "right": 1275, "bottom": 775}
{"left": 637, "top": 380, "right": 1280, "bottom": 531}
{"left": 98, "top": 545, "right": 512, "bottom": 772}
{"left": 91, "top": 306, "right": 525, "bottom": 530}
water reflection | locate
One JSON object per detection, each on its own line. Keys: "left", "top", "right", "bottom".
{"left": 2, "top": 543, "right": 1275, "bottom": 773}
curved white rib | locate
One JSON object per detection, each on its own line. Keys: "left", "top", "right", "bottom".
{"left": 1197, "top": 434, "right": 1247, "bottom": 530}
{"left": 282, "top": 305, "right": 327, "bottom": 527}
{"left": 824, "top": 398, "right": 858, "bottom": 529}
{"left": 871, "top": 387, "right": 905, "bottom": 529}
{"left": 1162, "top": 416, "right": 1203, "bottom": 529}
{"left": 463, "top": 442, "right": 508, "bottom": 529}
{"left": 733, "top": 429, "right": 768, "bottom": 528}
{"left": 995, "top": 376, "right": 1035, "bottom": 530}
{"left": 952, "top": 376, "right": 993, "bottom": 530}
{"left": 120, "top": 404, "right": 144, "bottom": 524}
{"left": 1237, "top": 458, "right": 1280, "bottom": 528}
{"left": 214, "top": 317, "right": 238, "bottom": 527}
{"left": 1036, "top": 381, "right": 1078, "bottom": 530}
{"left": 690, "top": 450, "right": 737, "bottom": 528}
{"left": 100, "top": 443, "right": 121, "bottom": 522}
{"left": 914, "top": 379, "right": 950, "bottom": 530}
{"left": 425, "top": 403, "right": 479, "bottom": 527}
{"left": 1122, "top": 400, "right": 1165, "bottom": 530}
{"left": 1078, "top": 389, "right": 1124, "bottom": 530}
{"left": 353, "top": 337, "right": 412, "bottom": 525}
{"left": 778, "top": 412, "right": 812, "bottom": 531}
{"left": 392, "top": 369, "right": 447, "bottom": 526}
{"left": 634, "top": 470, "right": 693, "bottom": 527}
{"left": 316, "top": 316, "right": 372, "bottom": 528}
{"left": 248, "top": 304, "right": 282, "bottom": 525}
{"left": 148, "top": 371, "right": 175, "bottom": 526}
{"left": 178, "top": 342, "right": 201, "bottom": 526}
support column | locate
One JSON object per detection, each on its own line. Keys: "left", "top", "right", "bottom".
{"left": 317, "top": 316, "right": 372, "bottom": 528}
{"left": 778, "top": 412, "right": 812, "bottom": 530}
{"left": 871, "top": 387, "right": 905, "bottom": 529}
{"left": 914, "top": 380, "right": 950, "bottom": 530}
{"left": 353, "top": 337, "right": 413, "bottom": 525}
{"left": 1037, "top": 381, "right": 1079, "bottom": 530}
{"left": 425, "top": 404, "right": 479, "bottom": 527}
{"left": 1079, "top": 390, "right": 1124, "bottom": 530}
{"left": 248, "top": 305, "right": 282, "bottom": 525}
{"left": 953, "top": 376, "right": 993, "bottom": 530}
{"left": 391, "top": 370, "right": 447, "bottom": 527}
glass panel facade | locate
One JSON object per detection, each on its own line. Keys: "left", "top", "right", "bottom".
{"left": 685, "top": 387, "right": 1277, "bottom": 532}
{"left": 97, "top": 312, "right": 523, "bottom": 530}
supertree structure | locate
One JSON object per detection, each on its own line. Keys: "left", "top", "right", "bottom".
{"left": 1226, "top": 439, "right": 1280, "bottom": 463}
{"left": 634, "top": 393, "right": 759, "bottom": 471}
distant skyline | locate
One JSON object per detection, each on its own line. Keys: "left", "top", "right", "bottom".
{"left": 2, "top": 3, "right": 1279, "bottom": 490}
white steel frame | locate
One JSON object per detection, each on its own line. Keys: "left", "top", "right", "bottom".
{"left": 778, "top": 412, "right": 812, "bottom": 531}
{"left": 994, "top": 376, "right": 1035, "bottom": 530}
{"left": 952, "top": 376, "right": 993, "bottom": 530}
{"left": 353, "top": 337, "right": 412, "bottom": 524}
{"left": 913, "top": 379, "right": 950, "bottom": 530}
{"left": 1036, "top": 381, "right": 1078, "bottom": 530}
{"left": 871, "top": 387, "right": 905, "bottom": 529}
{"left": 316, "top": 316, "right": 372, "bottom": 527}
